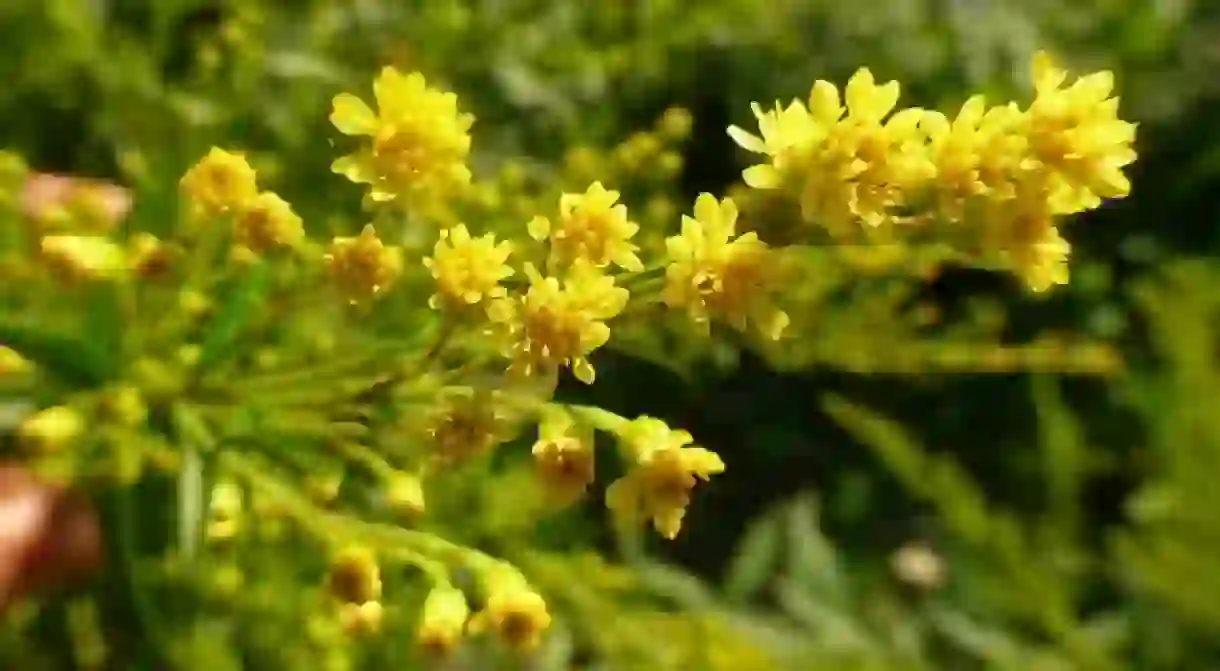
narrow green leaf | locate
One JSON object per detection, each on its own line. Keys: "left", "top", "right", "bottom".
{"left": 0, "top": 319, "right": 114, "bottom": 387}
{"left": 723, "top": 508, "right": 782, "bottom": 603}
{"left": 197, "top": 262, "right": 272, "bottom": 369}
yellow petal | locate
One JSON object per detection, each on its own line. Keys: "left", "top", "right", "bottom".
{"left": 727, "top": 125, "right": 766, "bottom": 154}
{"left": 330, "top": 94, "right": 378, "bottom": 136}
{"left": 742, "top": 165, "right": 781, "bottom": 189}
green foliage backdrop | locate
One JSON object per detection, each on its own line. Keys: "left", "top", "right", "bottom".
{"left": 2, "top": 1, "right": 1220, "bottom": 670}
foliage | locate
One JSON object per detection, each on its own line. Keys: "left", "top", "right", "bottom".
{"left": 4, "top": 0, "right": 1218, "bottom": 670}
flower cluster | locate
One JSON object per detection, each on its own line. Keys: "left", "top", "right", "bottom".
{"left": 728, "top": 51, "right": 1136, "bottom": 291}
{"left": 0, "top": 50, "right": 1135, "bottom": 663}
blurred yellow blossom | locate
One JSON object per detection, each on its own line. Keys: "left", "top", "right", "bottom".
{"left": 417, "top": 584, "right": 469, "bottom": 654}
{"left": 330, "top": 67, "right": 474, "bottom": 204}
{"left": 179, "top": 148, "right": 259, "bottom": 216}
{"left": 17, "top": 405, "right": 85, "bottom": 453}
{"left": 663, "top": 194, "right": 789, "bottom": 340}
{"left": 469, "top": 573, "right": 551, "bottom": 651}
{"left": 39, "top": 235, "right": 128, "bottom": 281}
{"left": 232, "top": 191, "right": 305, "bottom": 253}
{"left": 531, "top": 406, "right": 596, "bottom": 505}
{"left": 324, "top": 224, "right": 404, "bottom": 301}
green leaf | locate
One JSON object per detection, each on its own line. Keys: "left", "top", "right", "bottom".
{"left": 723, "top": 507, "right": 782, "bottom": 604}
{"left": 784, "top": 495, "right": 846, "bottom": 602}
{"left": 0, "top": 318, "right": 114, "bottom": 387}
{"left": 197, "top": 262, "right": 272, "bottom": 370}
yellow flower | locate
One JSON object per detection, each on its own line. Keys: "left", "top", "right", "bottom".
{"left": 207, "top": 481, "right": 243, "bottom": 543}
{"left": 417, "top": 584, "right": 469, "bottom": 654}
{"left": 528, "top": 182, "right": 644, "bottom": 272}
{"left": 39, "top": 235, "right": 128, "bottom": 281}
{"left": 126, "top": 232, "right": 176, "bottom": 279}
{"left": 424, "top": 387, "right": 517, "bottom": 466}
{"left": 232, "top": 191, "right": 304, "bottom": 253}
{"left": 981, "top": 191, "right": 1070, "bottom": 293}
{"left": 0, "top": 346, "right": 32, "bottom": 378}
{"left": 423, "top": 224, "right": 514, "bottom": 311}
{"left": 470, "top": 573, "right": 551, "bottom": 651}
{"left": 17, "top": 405, "right": 85, "bottom": 452}
{"left": 657, "top": 106, "right": 694, "bottom": 141}
{"left": 605, "top": 416, "right": 724, "bottom": 539}
{"left": 531, "top": 407, "right": 595, "bottom": 505}
{"left": 324, "top": 224, "right": 404, "bottom": 301}
{"left": 1023, "top": 51, "right": 1137, "bottom": 215}
{"left": 330, "top": 68, "right": 474, "bottom": 204}
{"left": 338, "top": 601, "right": 384, "bottom": 637}
{"left": 488, "top": 260, "right": 629, "bottom": 384}
{"left": 920, "top": 97, "right": 1029, "bottom": 218}
{"left": 180, "top": 148, "right": 259, "bottom": 216}
{"left": 663, "top": 194, "right": 789, "bottom": 340}
{"left": 730, "top": 69, "right": 931, "bottom": 232}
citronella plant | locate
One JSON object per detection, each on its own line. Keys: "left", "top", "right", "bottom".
{"left": 0, "top": 50, "right": 1133, "bottom": 667}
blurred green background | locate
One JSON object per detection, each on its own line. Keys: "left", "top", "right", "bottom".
{"left": 5, "top": 0, "right": 1220, "bottom": 669}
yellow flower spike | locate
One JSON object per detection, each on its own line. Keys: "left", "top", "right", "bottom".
{"left": 232, "top": 191, "right": 305, "bottom": 253}
{"left": 605, "top": 416, "right": 724, "bottom": 540}
{"left": 18, "top": 405, "right": 85, "bottom": 453}
{"left": 39, "top": 235, "right": 129, "bottom": 282}
{"left": 417, "top": 584, "right": 470, "bottom": 655}
{"left": 663, "top": 194, "right": 790, "bottom": 340}
{"left": 330, "top": 67, "right": 474, "bottom": 204}
{"left": 327, "top": 545, "right": 383, "bottom": 604}
{"left": 324, "top": 224, "right": 404, "bottom": 301}
{"left": 490, "top": 260, "right": 629, "bottom": 385}
{"left": 423, "top": 223, "right": 514, "bottom": 311}
{"left": 179, "top": 147, "right": 259, "bottom": 216}
{"left": 531, "top": 407, "right": 596, "bottom": 505}
{"left": 0, "top": 346, "right": 32, "bottom": 378}
{"left": 535, "top": 182, "right": 644, "bottom": 272}
{"left": 471, "top": 572, "right": 551, "bottom": 652}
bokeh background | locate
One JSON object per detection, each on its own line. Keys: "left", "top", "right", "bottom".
{"left": 4, "top": 0, "right": 1220, "bottom": 669}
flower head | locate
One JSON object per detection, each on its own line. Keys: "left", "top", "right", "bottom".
{"left": 423, "top": 224, "right": 514, "bottom": 311}
{"left": 730, "top": 69, "right": 930, "bottom": 232}
{"left": 528, "top": 182, "right": 644, "bottom": 272}
{"left": 605, "top": 416, "right": 725, "bottom": 539}
{"left": 324, "top": 225, "right": 404, "bottom": 301}
{"left": 1023, "top": 51, "right": 1137, "bottom": 214}
{"left": 180, "top": 148, "right": 259, "bottom": 216}
{"left": 469, "top": 573, "right": 551, "bottom": 651}
{"left": 531, "top": 407, "right": 595, "bottom": 505}
{"left": 417, "top": 584, "right": 470, "bottom": 654}
{"left": 488, "top": 260, "right": 629, "bottom": 384}
{"left": 39, "top": 235, "right": 128, "bottom": 281}
{"left": 330, "top": 68, "right": 474, "bottom": 205}
{"left": 232, "top": 191, "right": 304, "bottom": 253}
{"left": 663, "top": 194, "right": 789, "bottom": 340}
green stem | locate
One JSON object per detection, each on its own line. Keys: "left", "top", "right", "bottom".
{"left": 221, "top": 451, "right": 508, "bottom": 577}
